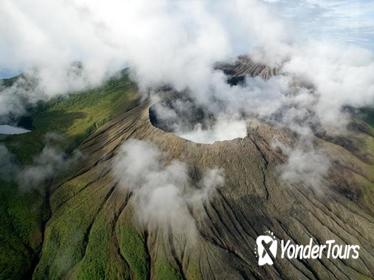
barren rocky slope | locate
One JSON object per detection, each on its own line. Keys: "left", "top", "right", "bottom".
{"left": 216, "top": 56, "right": 278, "bottom": 84}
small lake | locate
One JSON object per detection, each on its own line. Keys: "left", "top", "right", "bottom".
{"left": 0, "top": 125, "right": 31, "bottom": 135}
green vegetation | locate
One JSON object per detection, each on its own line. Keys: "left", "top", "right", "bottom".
{"left": 33, "top": 177, "right": 114, "bottom": 279}
{"left": 0, "top": 180, "right": 43, "bottom": 280}
{"left": 0, "top": 71, "right": 138, "bottom": 279}
{"left": 117, "top": 222, "right": 149, "bottom": 280}
{"left": 359, "top": 107, "right": 374, "bottom": 128}
{"left": 153, "top": 258, "right": 183, "bottom": 280}
{"left": 4, "top": 72, "right": 138, "bottom": 163}
{"left": 69, "top": 202, "right": 132, "bottom": 280}
{"left": 352, "top": 108, "right": 374, "bottom": 215}
{"left": 2, "top": 72, "right": 372, "bottom": 280}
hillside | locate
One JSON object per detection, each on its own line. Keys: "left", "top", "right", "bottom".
{"left": 0, "top": 72, "right": 138, "bottom": 279}
{"left": 1, "top": 64, "right": 374, "bottom": 279}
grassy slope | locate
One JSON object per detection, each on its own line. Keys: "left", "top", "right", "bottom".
{"left": 355, "top": 108, "right": 374, "bottom": 214}
{"left": 4, "top": 73, "right": 137, "bottom": 164}
{"left": 33, "top": 106, "right": 374, "bottom": 280}
{"left": 1, "top": 70, "right": 374, "bottom": 280}
{"left": 1, "top": 70, "right": 187, "bottom": 280}
{"left": 0, "top": 72, "right": 138, "bottom": 280}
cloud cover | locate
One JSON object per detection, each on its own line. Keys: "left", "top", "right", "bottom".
{"left": 1, "top": 0, "right": 373, "bottom": 125}
{"left": 0, "top": 134, "right": 81, "bottom": 189}
{"left": 17, "top": 144, "right": 81, "bottom": 189}
{"left": 1, "top": 0, "right": 374, "bottom": 189}
{"left": 113, "top": 139, "right": 224, "bottom": 239}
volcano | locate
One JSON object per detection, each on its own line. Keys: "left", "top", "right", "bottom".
{"left": 29, "top": 58, "right": 374, "bottom": 280}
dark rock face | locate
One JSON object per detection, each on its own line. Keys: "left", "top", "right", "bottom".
{"left": 32, "top": 57, "right": 374, "bottom": 279}
{"left": 215, "top": 56, "right": 278, "bottom": 85}
{"left": 149, "top": 95, "right": 214, "bottom": 133}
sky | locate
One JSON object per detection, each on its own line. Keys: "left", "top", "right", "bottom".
{"left": 263, "top": 0, "right": 374, "bottom": 50}
{"left": 1, "top": 0, "right": 374, "bottom": 78}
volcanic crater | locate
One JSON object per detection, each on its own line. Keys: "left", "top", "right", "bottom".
{"left": 33, "top": 57, "right": 374, "bottom": 280}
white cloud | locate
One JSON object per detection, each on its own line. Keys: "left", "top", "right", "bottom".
{"left": 1, "top": 0, "right": 374, "bottom": 191}
{"left": 273, "top": 140, "right": 331, "bottom": 189}
{"left": 1, "top": 0, "right": 373, "bottom": 129}
{"left": 113, "top": 139, "right": 224, "bottom": 239}
{"left": 17, "top": 135, "right": 81, "bottom": 189}
{"left": 179, "top": 117, "right": 247, "bottom": 144}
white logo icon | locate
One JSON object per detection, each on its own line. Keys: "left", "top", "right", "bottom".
{"left": 255, "top": 231, "right": 277, "bottom": 266}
